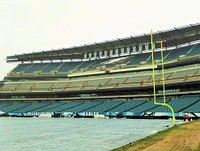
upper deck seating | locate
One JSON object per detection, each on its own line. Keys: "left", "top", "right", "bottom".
{"left": 12, "top": 64, "right": 31, "bottom": 72}
{"left": 165, "top": 45, "right": 194, "bottom": 60}
{"left": 98, "top": 57, "right": 130, "bottom": 68}
{"left": 187, "top": 44, "right": 200, "bottom": 56}
{"left": 11, "top": 62, "right": 82, "bottom": 74}
{"left": 25, "top": 63, "right": 48, "bottom": 73}
{"left": 41, "top": 63, "right": 63, "bottom": 72}
{"left": 128, "top": 53, "right": 150, "bottom": 65}
{"left": 75, "top": 61, "right": 95, "bottom": 70}
{"left": 88, "top": 59, "right": 106, "bottom": 69}
{"left": 57, "top": 62, "right": 81, "bottom": 72}
{"left": 8, "top": 43, "right": 200, "bottom": 78}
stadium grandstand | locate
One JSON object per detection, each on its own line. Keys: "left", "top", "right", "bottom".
{"left": 0, "top": 23, "right": 200, "bottom": 119}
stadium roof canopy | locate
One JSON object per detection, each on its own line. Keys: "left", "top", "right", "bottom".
{"left": 7, "top": 23, "right": 200, "bottom": 62}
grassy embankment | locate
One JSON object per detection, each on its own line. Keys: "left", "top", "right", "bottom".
{"left": 112, "top": 120, "right": 200, "bottom": 151}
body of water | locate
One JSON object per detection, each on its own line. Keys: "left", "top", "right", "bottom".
{"left": 0, "top": 118, "right": 180, "bottom": 151}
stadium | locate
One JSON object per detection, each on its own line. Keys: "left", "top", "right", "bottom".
{"left": 0, "top": 23, "right": 200, "bottom": 120}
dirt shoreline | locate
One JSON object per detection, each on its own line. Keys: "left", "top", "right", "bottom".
{"left": 112, "top": 120, "right": 200, "bottom": 151}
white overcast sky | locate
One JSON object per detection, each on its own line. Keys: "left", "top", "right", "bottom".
{"left": 0, "top": 0, "right": 200, "bottom": 80}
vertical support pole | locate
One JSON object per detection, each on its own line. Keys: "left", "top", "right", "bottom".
{"left": 150, "top": 30, "right": 157, "bottom": 104}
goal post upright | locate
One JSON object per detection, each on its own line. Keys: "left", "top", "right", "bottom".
{"left": 150, "top": 30, "right": 176, "bottom": 126}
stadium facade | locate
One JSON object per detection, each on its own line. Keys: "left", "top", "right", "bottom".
{"left": 0, "top": 23, "right": 200, "bottom": 118}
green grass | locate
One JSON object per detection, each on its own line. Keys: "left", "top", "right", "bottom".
{"left": 112, "top": 121, "right": 199, "bottom": 151}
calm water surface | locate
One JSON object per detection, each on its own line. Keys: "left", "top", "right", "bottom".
{"left": 0, "top": 118, "right": 180, "bottom": 151}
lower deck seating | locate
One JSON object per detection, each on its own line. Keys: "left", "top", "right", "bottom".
{"left": 62, "top": 101, "right": 103, "bottom": 112}
{"left": 0, "top": 102, "right": 13, "bottom": 110}
{"left": 148, "top": 96, "right": 200, "bottom": 112}
{"left": 1, "top": 96, "right": 199, "bottom": 113}
{"left": 43, "top": 102, "right": 84, "bottom": 112}
{"left": 84, "top": 100, "right": 124, "bottom": 113}
{"left": 0, "top": 102, "right": 32, "bottom": 112}
{"left": 127, "top": 100, "right": 156, "bottom": 113}
{"left": 34, "top": 102, "right": 68, "bottom": 112}
{"left": 108, "top": 99, "right": 146, "bottom": 112}
{"left": 183, "top": 100, "right": 200, "bottom": 112}
{"left": 14, "top": 102, "right": 51, "bottom": 113}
